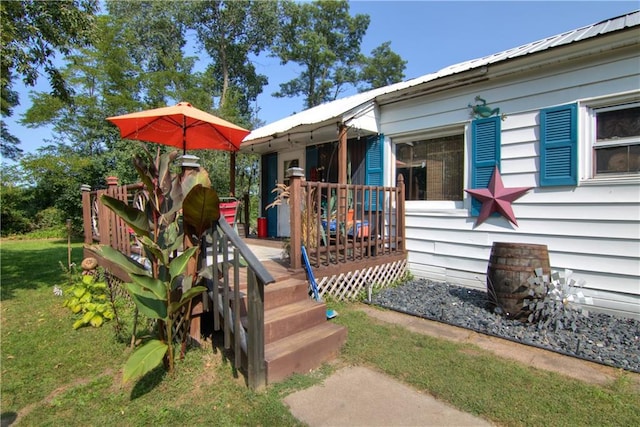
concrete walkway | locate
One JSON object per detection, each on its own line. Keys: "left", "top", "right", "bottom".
{"left": 283, "top": 306, "right": 639, "bottom": 427}
{"left": 284, "top": 365, "right": 492, "bottom": 426}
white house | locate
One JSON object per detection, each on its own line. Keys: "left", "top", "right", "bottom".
{"left": 241, "top": 11, "right": 640, "bottom": 318}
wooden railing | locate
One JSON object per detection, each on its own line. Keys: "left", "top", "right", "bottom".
{"left": 205, "top": 218, "right": 274, "bottom": 389}
{"left": 81, "top": 178, "right": 274, "bottom": 390}
{"left": 288, "top": 171, "right": 406, "bottom": 271}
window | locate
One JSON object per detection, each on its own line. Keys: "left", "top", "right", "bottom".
{"left": 593, "top": 104, "right": 640, "bottom": 176}
{"left": 396, "top": 134, "right": 463, "bottom": 201}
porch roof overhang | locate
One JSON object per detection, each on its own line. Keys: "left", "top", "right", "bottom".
{"left": 240, "top": 89, "right": 386, "bottom": 154}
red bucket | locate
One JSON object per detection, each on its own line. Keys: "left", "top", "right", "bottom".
{"left": 257, "top": 217, "right": 267, "bottom": 238}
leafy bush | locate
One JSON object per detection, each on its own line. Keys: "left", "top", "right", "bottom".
{"left": 35, "top": 206, "right": 65, "bottom": 229}
{"left": 62, "top": 268, "right": 115, "bottom": 329}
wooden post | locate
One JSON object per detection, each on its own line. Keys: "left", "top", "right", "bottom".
{"left": 81, "top": 184, "right": 92, "bottom": 245}
{"left": 247, "top": 269, "right": 266, "bottom": 390}
{"left": 230, "top": 152, "right": 236, "bottom": 197}
{"left": 397, "top": 174, "right": 406, "bottom": 252}
{"left": 180, "top": 155, "right": 203, "bottom": 343}
{"left": 243, "top": 193, "right": 250, "bottom": 238}
{"left": 288, "top": 167, "right": 304, "bottom": 271}
{"left": 337, "top": 124, "right": 349, "bottom": 224}
{"left": 338, "top": 124, "right": 347, "bottom": 185}
{"left": 106, "top": 176, "right": 119, "bottom": 249}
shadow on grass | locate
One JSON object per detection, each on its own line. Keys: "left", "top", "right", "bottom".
{"left": 130, "top": 365, "right": 167, "bottom": 400}
{"left": 202, "top": 310, "right": 247, "bottom": 387}
{"left": 0, "top": 240, "right": 85, "bottom": 301}
{"left": 1, "top": 411, "right": 17, "bottom": 427}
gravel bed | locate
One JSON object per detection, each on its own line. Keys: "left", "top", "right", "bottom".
{"left": 370, "top": 278, "right": 640, "bottom": 373}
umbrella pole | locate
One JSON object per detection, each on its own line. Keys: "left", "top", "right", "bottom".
{"left": 183, "top": 116, "right": 187, "bottom": 155}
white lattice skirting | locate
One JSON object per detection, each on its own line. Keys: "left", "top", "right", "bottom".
{"left": 316, "top": 259, "right": 408, "bottom": 301}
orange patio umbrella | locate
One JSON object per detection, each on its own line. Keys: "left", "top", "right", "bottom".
{"left": 106, "top": 102, "right": 250, "bottom": 153}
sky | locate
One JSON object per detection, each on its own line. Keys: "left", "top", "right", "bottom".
{"left": 3, "top": 0, "right": 637, "bottom": 161}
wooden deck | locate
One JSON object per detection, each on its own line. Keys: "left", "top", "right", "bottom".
{"left": 81, "top": 176, "right": 405, "bottom": 387}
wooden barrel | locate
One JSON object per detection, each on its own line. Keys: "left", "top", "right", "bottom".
{"left": 487, "top": 242, "right": 550, "bottom": 320}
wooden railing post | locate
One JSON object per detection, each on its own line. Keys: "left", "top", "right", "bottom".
{"left": 243, "top": 193, "right": 250, "bottom": 238}
{"left": 105, "top": 176, "right": 119, "bottom": 248}
{"left": 247, "top": 270, "right": 266, "bottom": 390}
{"left": 81, "top": 184, "right": 92, "bottom": 245}
{"left": 288, "top": 167, "right": 304, "bottom": 271}
{"left": 179, "top": 155, "right": 206, "bottom": 344}
{"left": 397, "top": 174, "right": 406, "bottom": 252}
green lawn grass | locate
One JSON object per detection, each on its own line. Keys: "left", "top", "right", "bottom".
{"left": 2, "top": 239, "right": 638, "bottom": 426}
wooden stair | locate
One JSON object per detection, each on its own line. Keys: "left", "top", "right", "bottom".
{"left": 228, "top": 265, "right": 347, "bottom": 384}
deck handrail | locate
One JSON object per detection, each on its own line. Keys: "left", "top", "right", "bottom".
{"left": 288, "top": 173, "right": 406, "bottom": 271}
{"left": 207, "top": 218, "right": 274, "bottom": 390}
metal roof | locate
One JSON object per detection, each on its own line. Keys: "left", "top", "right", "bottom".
{"left": 242, "top": 10, "right": 639, "bottom": 147}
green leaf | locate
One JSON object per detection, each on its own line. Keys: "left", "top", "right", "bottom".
{"left": 92, "top": 282, "right": 107, "bottom": 290}
{"left": 129, "top": 274, "right": 167, "bottom": 300}
{"left": 178, "top": 275, "right": 193, "bottom": 292}
{"left": 125, "top": 283, "right": 168, "bottom": 320}
{"left": 183, "top": 184, "right": 220, "bottom": 237}
{"left": 169, "top": 286, "right": 207, "bottom": 314}
{"left": 100, "top": 194, "right": 151, "bottom": 238}
{"left": 90, "top": 314, "right": 104, "bottom": 327}
{"left": 72, "top": 319, "right": 85, "bottom": 329}
{"left": 94, "top": 245, "right": 151, "bottom": 276}
{"left": 81, "top": 311, "right": 94, "bottom": 324}
{"left": 138, "top": 235, "right": 167, "bottom": 265}
{"left": 169, "top": 247, "right": 198, "bottom": 279}
{"left": 123, "top": 339, "right": 168, "bottom": 383}
{"left": 160, "top": 221, "right": 182, "bottom": 254}
{"left": 73, "top": 287, "right": 86, "bottom": 298}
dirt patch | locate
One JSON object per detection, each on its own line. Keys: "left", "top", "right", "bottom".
{"left": 12, "top": 368, "right": 116, "bottom": 425}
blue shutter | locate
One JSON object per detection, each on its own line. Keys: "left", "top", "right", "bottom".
{"left": 471, "top": 117, "right": 501, "bottom": 216}
{"left": 365, "top": 134, "right": 384, "bottom": 210}
{"left": 540, "top": 103, "right": 577, "bottom": 186}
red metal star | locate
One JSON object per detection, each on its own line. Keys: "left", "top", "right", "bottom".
{"left": 465, "top": 166, "right": 532, "bottom": 226}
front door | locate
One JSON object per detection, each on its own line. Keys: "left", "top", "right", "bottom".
{"left": 262, "top": 152, "right": 278, "bottom": 237}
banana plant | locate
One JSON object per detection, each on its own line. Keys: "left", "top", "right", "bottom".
{"left": 95, "top": 149, "right": 220, "bottom": 382}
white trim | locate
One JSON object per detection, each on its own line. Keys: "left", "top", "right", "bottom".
{"left": 579, "top": 93, "right": 640, "bottom": 184}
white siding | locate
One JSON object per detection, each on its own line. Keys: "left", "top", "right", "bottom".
{"left": 385, "top": 47, "right": 640, "bottom": 319}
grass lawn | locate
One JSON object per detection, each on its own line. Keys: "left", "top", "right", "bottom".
{"left": 1, "top": 238, "right": 639, "bottom": 426}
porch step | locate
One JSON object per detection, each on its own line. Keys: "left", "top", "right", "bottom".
{"left": 232, "top": 278, "right": 309, "bottom": 317}
{"left": 243, "top": 299, "right": 328, "bottom": 345}
{"left": 265, "top": 321, "right": 347, "bottom": 384}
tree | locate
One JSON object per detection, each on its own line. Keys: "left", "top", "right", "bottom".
{"left": 272, "top": 0, "right": 370, "bottom": 108}
{"left": 358, "top": 41, "right": 406, "bottom": 92}
{"left": 187, "top": 0, "right": 278, "bottom": 123}
{"left": 272, "top": 1, "right": 407, "bottom": 108}
{"left": 0, "top": 0, "right": 98, "bottom": 160}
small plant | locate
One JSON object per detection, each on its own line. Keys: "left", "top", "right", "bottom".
{"left": 267, "top": 181, "right": 322, "bottom": 249}
{"left": 62, "top": 266, "right": 115, "bottom": 329}
{"left": 524, "top": 268, "right": 593, "bottom": 332}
